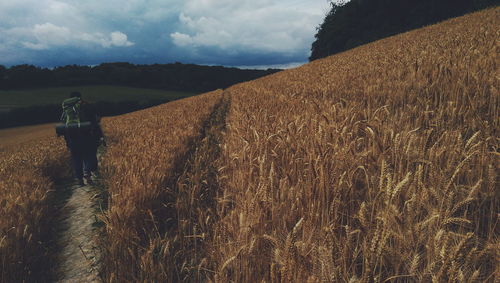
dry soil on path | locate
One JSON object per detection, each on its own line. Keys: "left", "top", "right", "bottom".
{"left": 53, "top": 182, "right": 102, "bottom": 283}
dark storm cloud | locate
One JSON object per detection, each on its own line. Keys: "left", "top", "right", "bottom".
{"left": 0, "top": 0, "right": 331, "bottom": 68}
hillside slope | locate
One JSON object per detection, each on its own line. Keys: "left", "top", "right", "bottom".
{"left": 99, "top": 7, "right": 498, "bottom": 282}
{"left": 310, "top": 0, "right": 498, "bottom": 60}
{"left": 207, "top": 7, "right": 498, "bottom": 282}
{"left": 1, "top": 7, "right": 497, "bottom": 283}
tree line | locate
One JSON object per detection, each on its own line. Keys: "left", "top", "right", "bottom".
{"left": 0, "top": 99, "right": 173, "bottom": 129}
{"left": 310, "top": 0, "right": 499, "bottom": 61}
{"left": 0, "top": 62, "right": 280, "bottom": 128}
{"left": 0, "top": 62, "right": 279, "bottom": 92}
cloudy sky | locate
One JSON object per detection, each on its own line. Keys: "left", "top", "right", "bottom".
{"left": 0, "top": 0, "right": 332, "bottom": 69}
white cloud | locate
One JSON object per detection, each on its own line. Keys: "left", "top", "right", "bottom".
{"left": 29, "top": 23, "right": 72, "bottom": 49}
{"left": 0, "top": 0, "right": 330, "bottom": 66}
{"left": 110, "top": 32, "right": 135, "bottom": 47}
{"left": 14, "top": 23, "right": 135, "bottom": 49}
{"left": 171, "top": 32, "right": 194, "bottom": 47}
{"left": 170, "top": 0, "right": 329, "bottom": 54}
{"left": 0, "top": 1, "right": 140, "bottom": 51}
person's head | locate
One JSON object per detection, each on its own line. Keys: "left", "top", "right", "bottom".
{"left": 70, "top": 91, "right": 81, "bottom": 98}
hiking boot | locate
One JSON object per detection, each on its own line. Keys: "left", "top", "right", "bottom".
{"left": 77, "top": 178, "right": 85, "bottom": 187}
{"left": 84, "top": 174, "right": 94, "bottom": 186}
{"left": 90, "top": 171, "right": 100, "bottom": 181}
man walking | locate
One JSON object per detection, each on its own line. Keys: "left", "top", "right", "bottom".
{"left": 59, "top": 91, "right": 105, "bottom": 186}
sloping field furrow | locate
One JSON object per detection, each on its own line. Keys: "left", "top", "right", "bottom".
{"left": 207, "top": 7, "right": 498, "bottom": 282}
{"left": 166, "top": 96, "right": 230, "bottom": 281}
{"left": 100, "top": 90, "right": 224, "bottom": 282}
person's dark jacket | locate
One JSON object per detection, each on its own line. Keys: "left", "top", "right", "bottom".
{"left": 61, "top": 101, "right": 103, "bottom": 150}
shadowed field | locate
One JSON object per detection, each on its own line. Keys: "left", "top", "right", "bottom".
{"left": 0, "top": 85, "right": 197, "bottom": 108}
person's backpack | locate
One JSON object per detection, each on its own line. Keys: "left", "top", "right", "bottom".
{"left": 56, "top": 97, "right": 92, "bottom": 136}
{"left": 62, "top": 97, "right": 83, "bottom": 124}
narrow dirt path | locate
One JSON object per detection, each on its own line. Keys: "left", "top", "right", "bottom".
{"left": 53, "top": 182, "right": 102, "bottom": 283}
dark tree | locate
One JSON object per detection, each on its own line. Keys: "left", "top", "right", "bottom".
{"left": 0, "top": 65, "right": 6, "bottom": 86}
{"left": 310, "top": 0, "right": 499, "bottom": 61}
{"left": 0, "top": 62, "right": 278, "bottom": 92}
{"left": 0, "top": 62, "right": 280, "bottom": 128}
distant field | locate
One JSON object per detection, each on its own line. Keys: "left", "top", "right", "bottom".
{"left": 0, "top": 106, "right": 13, "bottom": 113}
{"left": 0, "top": 85, "right": 198, "bottom": 108}
{"left": 0, "top": 123, "right": 55, "bottom": 151}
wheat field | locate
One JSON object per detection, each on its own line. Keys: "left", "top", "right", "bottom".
{"left": 0, "top": 7, "right": 498, "bottom": 283}
{"left": 204, "top": 8, "right": 498, "bottom": 282}
{"left": 100, "top": 90, "right": 224, "bottom": 282}
{"left": 0, "top": 130, "right": 69, "bottom": 282}
{"left": 98, "top": 7, "right": 498, "bottom": 283}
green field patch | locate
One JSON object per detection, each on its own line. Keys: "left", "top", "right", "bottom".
{"left": 0, "top": 85, "right": 198, "bottom": 107}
